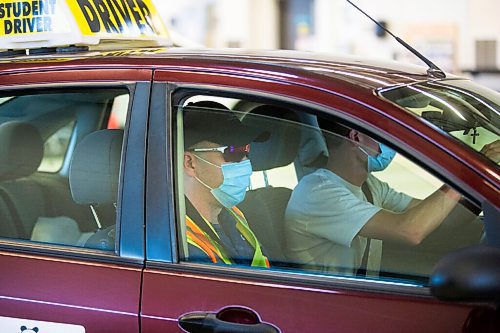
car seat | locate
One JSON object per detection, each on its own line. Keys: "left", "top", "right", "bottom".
{"left": 0, "top": 121, "right": 108, "bottom": 246}
{"left": 0, "top": 121, "right": 46, "bottom": 239}
{"left": 69, "top": 129, "right": 124, "bottom": 250}
{"left": 295, "top": 113, "right": 329, "bottom": 178}
{"left": 238, "top": 105, "right": 301, "bottom": 266}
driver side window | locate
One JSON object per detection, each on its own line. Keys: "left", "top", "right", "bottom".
{"left": 173, "top": 92, "right": 483, "bottom": 285}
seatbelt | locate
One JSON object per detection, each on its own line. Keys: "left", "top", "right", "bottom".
{"left": 361, "top": 182, "right": 374, "bottom": 204}
{"left": 230, "top": 207, "right": 270, "bottom": 268}
{"left": 358, "top": 182, "right": 373, "bottom": 276}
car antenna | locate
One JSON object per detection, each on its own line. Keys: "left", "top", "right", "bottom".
{"left": 345, "top": 0, "right": 446, "bottom": 79}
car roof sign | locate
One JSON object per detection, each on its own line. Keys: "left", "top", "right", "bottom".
{"left": 0, "top": 0, "right": 172, "bottom": 51}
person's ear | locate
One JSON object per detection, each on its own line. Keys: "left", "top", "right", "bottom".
{"left": 348, "top": 129, "right": 361, "bottom": 143}
{"left": 184, "top": 152, "right": 197, "bottom": 176}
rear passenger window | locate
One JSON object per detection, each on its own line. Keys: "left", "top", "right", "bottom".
{"left": 0, "top": 89, "right": 130, "bottom": 251}
{"left": 107, "top": 94, "right": 130, "bottom": 129}
{"left": 173, "top": 92, "right": 483, "bottom": 287}
{"left": 39, "top": 120, "right": 75, "bottom": 172}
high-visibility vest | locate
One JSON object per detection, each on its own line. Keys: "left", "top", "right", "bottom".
{"left": 186, "top": 206, "right": 269, "bottom": 268}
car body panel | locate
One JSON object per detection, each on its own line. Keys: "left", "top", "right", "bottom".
{"left": 0, "top": 251, "right": 142, "bottom": 332}
{"left": 141, "top": 268, "right": 474, "bottom": 333}
{"left": 0, "top": 68, "right": 152, "bottom": 85}
{"left": 0, "top": 68, "right": 151, "bottom": 332}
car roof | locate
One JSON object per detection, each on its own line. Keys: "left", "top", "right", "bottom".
{"left": 0, "top": 47, "right": 457, "bottom": 90}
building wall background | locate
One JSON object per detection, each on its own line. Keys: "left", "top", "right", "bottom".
{"left": 153, "top": 0, "right": 500, "bottom": 79}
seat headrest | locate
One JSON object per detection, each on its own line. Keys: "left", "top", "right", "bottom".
{"left": 69, "top": 129, "right": 123, "bottom": 205}
{"left": 243, "top": 105, "right": 301, "bottom": 171}
{"left": 296, "top": 113, "right": 329, "bottom": 166}
{"left": 0, "top": 121, "right": 44, "bottom": 180}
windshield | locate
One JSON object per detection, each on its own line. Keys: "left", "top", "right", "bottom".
{"left": 378, "top": 79, "right": 500, "bottom": 163}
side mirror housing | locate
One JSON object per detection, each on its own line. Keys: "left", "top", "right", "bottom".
{"left": 430, "top": 246, "right": 500, "bottom": 304}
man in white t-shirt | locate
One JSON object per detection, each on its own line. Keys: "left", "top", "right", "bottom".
{"left": 285, "top": 121, "right": 462, "bottom": 275}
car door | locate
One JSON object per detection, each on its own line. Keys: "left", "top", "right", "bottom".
{"left": 0, "top": 68, "right": 151, "bottom": 332}
{"left": 141, "top": 69, "right": 498, "bottom": 333}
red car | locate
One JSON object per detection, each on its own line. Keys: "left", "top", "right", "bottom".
{"left": 0, "top": 4, "right": 499, "bottom": 333}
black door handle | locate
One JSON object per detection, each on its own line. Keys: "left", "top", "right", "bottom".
{"left": 178, "top": 306, "right": 280, "bottom": 333}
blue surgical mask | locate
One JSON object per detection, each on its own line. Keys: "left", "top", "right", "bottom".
{"left": 194, "top": 155, "right": 252, "bottom": 208}
{"left": 359, "top": 143, "right": 396, "bottom": 172}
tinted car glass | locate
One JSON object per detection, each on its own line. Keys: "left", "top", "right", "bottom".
{"left": 0, "top": 89, "right": 129, "bottom": 251}
{"left": 173, "top": 92, "right": 485, "bottom": 286}
{"left": 38, "top": 120, "right": 75, "bottom": 173}
{"left": 378, "top": 79, "right": 500, "bottom": 162}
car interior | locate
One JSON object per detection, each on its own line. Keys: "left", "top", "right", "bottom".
{"left": 238, "top": 104, "right": 302, "bottom": 266}
{"left": 0, "top": 90, "right": 128, "bottom": 250}
{"left": 178, "top": 94, "right": 483, "bottom": 283}
{"left": 177, "top": 97, "right": 334, "bottom": 267}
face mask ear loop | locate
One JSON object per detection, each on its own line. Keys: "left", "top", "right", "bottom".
{"left": 194, "top": 176, "right": 214, "bottom": 190}
{"left": 358, "top": 145, "right": 370, "bottom": 157}
{"left": 192, "top": 154, "right": 219, "bottom": 190}
{"left": 357, "top": 145, "right": 371, "bottom": 172}
{"left": 193, "top": 153, "right": 222, "bottom": 168}
{"left": 357, "top": 141, "right": 380, "bottom": 157}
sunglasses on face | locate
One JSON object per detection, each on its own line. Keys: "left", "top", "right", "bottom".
{"left": 189, "top": 144, "right": 250, "bottom": 162}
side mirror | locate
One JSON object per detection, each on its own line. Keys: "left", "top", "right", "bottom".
{"left": 430, "top": 246, "right": 500, "bottom": 304}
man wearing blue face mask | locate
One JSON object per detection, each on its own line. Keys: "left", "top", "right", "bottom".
{"left": 285, "top": 120, "right": 463, "bottom": 275}
{"left": 182, "top": 102, "right": 269, "bottom": 268}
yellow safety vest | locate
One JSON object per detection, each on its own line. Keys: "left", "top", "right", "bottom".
{"left": 186, "top": 206, "right": 269, "bottom": 268}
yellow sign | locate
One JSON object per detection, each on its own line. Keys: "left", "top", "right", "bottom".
{"left": 0, "top": 0, "right": 171, "bottom": 49}
{"left": 67, "top": 0, "right": 169, "bottom": 38}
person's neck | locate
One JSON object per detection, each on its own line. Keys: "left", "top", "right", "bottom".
{"left": 186, "top": 190, "right": 222, "bottom": 224}
{"left": 326, "top": 150, "right": 368, "bottom": 187}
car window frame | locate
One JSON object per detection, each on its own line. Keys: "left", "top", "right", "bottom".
{"left": 0, "top": 80, "right": 149, "bottom": 264}
{"left": 143, "top": 81, "right": 499, "bottom": 301}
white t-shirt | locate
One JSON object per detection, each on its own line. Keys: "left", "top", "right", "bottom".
{"left": 285, "top": 168, "right": 412, "bottom": 275}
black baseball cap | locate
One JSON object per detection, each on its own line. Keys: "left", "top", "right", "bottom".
{"left": 183, "top": 101, "right": 268, "bottom": 148}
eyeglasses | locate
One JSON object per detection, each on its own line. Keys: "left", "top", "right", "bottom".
{"left": 189, "top": 144, "right": 250, "bottom": 162}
